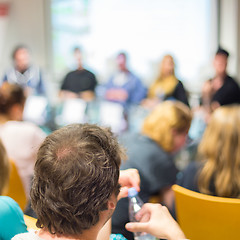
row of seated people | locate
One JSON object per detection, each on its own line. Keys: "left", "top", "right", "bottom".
{"left": 2, "top": 45, "right": 240, "bottom": 143}
{"left": 1, "top": 45, "right": 189, "bottom": 107}
{"left": 2, "top": 45, "right": 240, "bottom": 111}
{"left": 0, "top": 78, "right": 240, "bottom": 240}
{"left": 59, "top": 47, "right": 240, "bottom": 110}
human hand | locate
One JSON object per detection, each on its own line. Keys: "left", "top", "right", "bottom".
{"left": 118, "top": 169, "right": 140, "bottom": 200}
{"left": 105, "top": 89, "right": 128, "bottom": 101}
{"left": 125, "top": 203, "right": 186, "bottom": 240}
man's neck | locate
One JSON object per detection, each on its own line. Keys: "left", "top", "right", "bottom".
{"left": 216, "top": 71, "right": 227, "bottom": 79}
{"left": 77, "top": 65, "right": 84, "bottom": 71}
{"left": 37, "top": 228, "right": 99, "bottom": 240}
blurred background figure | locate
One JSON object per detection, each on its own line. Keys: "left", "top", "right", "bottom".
{"left": 0, "top": 83, "right": 46, "bottom": 198}
{"left": 143, "top": 55, "right": 189, "bottom": 109}
{"left": 178, "top": 105, "right": 240, "bottom": 198}
{"left": 2, "top": 45, "right": 46, "bottom": 96}
{"left": 104, "top": 52, "right": 147, "bottom": 107}
{"left": 201, "top": 47, "right": 240, "bottom": 112}
{"left": 112, "top": 101, "right": 192, "bottom": 240}
{"left": 59, "top": 47, "right": 97, "bottom": 101}
{"left": 189, "top": 47, "right": 240, "bottom": 141}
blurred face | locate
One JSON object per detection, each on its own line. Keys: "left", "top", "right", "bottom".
{"left": 213, "top": 54, "right": 228, "bottom": 76}
{"left": 74, "top": 49, "right": 83, "bottom": 68}
{"left": 172, "top": 130, "right": 188, "bottom": 153}
{"left": 116, "top": 54, "right": 127, "bottom": 71}
{"left": 161, "top": 56, "right": 174, "bottom": 76}
{"left": 14, "top": 48, "right": 30, "bottom": 72}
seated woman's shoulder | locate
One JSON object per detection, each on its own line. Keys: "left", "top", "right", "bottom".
{"left": 0, "top": 196, "right": 21, "bottom": 211}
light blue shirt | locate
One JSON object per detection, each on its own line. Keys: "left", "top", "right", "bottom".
{"left": 0, "top": 196, "right": 27, "bottom": 240}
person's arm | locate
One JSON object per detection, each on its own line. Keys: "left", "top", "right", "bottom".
{"left": 172, "top": 81, "right": 189, "bottom": 106}
{"left": 130, "top": 76, "right": 147, "bottom": 104}
{"left": 125, "top": 203, "right": 186, "bottom": 240}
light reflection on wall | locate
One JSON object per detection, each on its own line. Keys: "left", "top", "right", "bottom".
{"left": 51, "top": 0, "right": 214, "bottom": 93}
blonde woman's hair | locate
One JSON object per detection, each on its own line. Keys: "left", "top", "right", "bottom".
{"left": 148, "top": 55, "right": 178, "bottom": 98}
{"left": 159, "top": 54, "right": 175, "bottom": 79}
{"left": 142, "top": 101, "right": 192, "bottom": 152}
{"left": 198, "top": 105, "right": 240, "bottom": 198}
{"left": 0, "top": 139, "right": 9, "bottom": 195}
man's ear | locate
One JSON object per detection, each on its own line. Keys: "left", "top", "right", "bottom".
{"left": 107, "top": 195, "right": 117, "bottom": 210}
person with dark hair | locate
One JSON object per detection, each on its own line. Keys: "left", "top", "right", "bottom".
{"left": 10, "top": 123, "right": 187, "bottom": 240}
{"left": 59, "top": 47, "right": 97, "bottom": 101}
{"left": 0, "top": 83, "right": 46, "bottom": 197}
{"left": 2, "top": 45, "right": 46, "bottom": 96}
{"left": 202, "top": 47, "right": 240, "bottom": 111}
{"left": 104, "top": 52, "right": 147, "bottom": 106}
{"left": 12, "top": 123, "right": 140, "bottom": 240}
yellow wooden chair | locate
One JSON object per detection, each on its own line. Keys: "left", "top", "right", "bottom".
{"left": 172, "top": 184, "right": 240, "bottom": 240}
{"left": 24, "top": 215, "right": 38, "bottom": 230}
{"left": 3, "top": 160, "right": 27, "bottom": 211}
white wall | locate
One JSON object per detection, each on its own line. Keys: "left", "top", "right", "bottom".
{"left": 0, "top": 0, "right": 50, "bottom": 78}
{"left": 219, "top": 0, "right": 240, "bottom": 81}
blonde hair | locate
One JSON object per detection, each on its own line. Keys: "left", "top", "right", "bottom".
{"left": 159, "top": 54, "right": 175, "bottom": 79}
{"left": 142, "top": 101, "right": 192, "bottom": 152}
{"left": 148, "top": 55, "right": 178, "bottom": 98}
{"left": 0, "top": 139, "right": 9, "bottom": 195}
{"left": 198, "top": 105, "right": 240, "bottom": 198}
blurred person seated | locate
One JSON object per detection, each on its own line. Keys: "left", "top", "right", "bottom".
{"left": 2, "top": 45, "right": 46, "bottom": 96}
{"left": 125, "top": 203, "right": 186, "bottom": 240}
{"left": 104, "top": 52, "right": 147, "bottom": 107}
{"left": 0, "top": 138, "right": 27, "bottom": 240}
{"left": 12, "top": 123, "right": 140, "bottom": 240}
{"left": 112, "top": 101, "right": 192, "bottom": 240}
{"left": 189, "top": 47, "right": 240, "bottom": 142}
{"left": 59, "top": 47, "right": 97, "bottom": 101}
{"left": 178, "top": 105, "right": 240, "bottom": 198}
{"left": 142, "top": 55, "right": 189, "bottom": 109}
{"left": 201, "top": 47, "right": 240, "bottom": 112}
{"left": 0, "top": 83, "right": 46, "bottom": 198}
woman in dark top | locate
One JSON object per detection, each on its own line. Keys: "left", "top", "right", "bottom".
{"left": 144, "top": 55, "right": 189, "bottom": 107}
{"left": 112, "top": 101, "right": 192, "bottom": 240}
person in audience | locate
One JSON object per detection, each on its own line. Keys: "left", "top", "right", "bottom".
{"left": 201, "top": 47, "right": 240, "bottom": 112}
{"left": 104, "top": 52, "right": 147, "bottom": 107}
{"left": 2, "top": 45, "right": 46, "bottom": 96}
{"left": 178, "top": 105, "right": 240, "bottom": 198}
{"left": 0, "top": 83, "right": 46, "bottom": 198}
{"left": 143, "top": 55, "right": 189, "bottom": 108}
{"left": 0, "top": 138, "right": 27, "bottom": 240}
{"left": 0, "top": 122, "right": 140, "bottom": 240}
{"left": 12, "top": 123, "right": 141, "bottom": 240}
{"left": 59, "top": 47, "right": 98, "bottom": 101}
{"left": 10, "top": 123, "right": 186, "bottom": 240}
{"left": 125, "top": 203, "right": 186, "bottom": 240}
{"left": 112, "top": 101, "right": 192, "bottom": 240}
